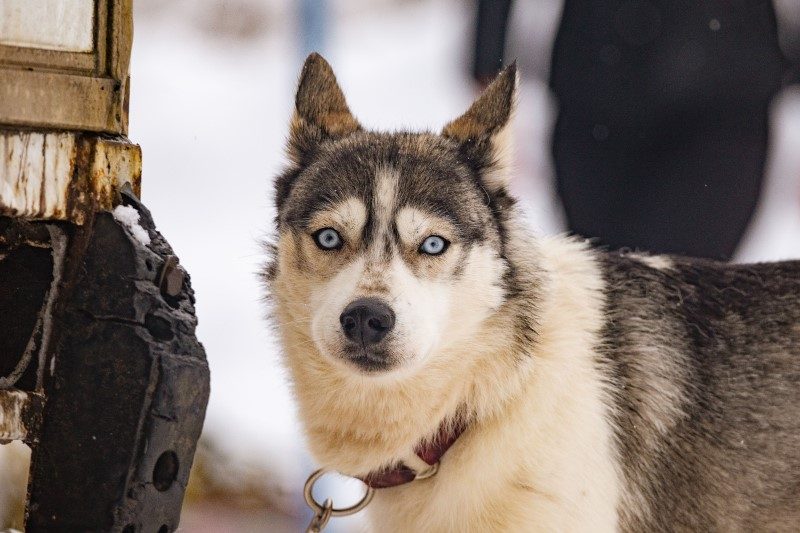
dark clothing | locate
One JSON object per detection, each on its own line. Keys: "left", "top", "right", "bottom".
{"left": 473, "top": 0, "right": 514, "bottom": 84}
{"left": 473, "top": 0, "right": 793, "bottom": 260}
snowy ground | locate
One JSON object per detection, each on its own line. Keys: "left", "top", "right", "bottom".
{"left": 3, "top": 0, "right": 798, "bottom": 530}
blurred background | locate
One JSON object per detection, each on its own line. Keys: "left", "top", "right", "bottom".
{"left": 3, "top": 0, "right": 800, "bottom": 531}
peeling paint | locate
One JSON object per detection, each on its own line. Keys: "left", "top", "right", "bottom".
{"left": 0, "top": 130, "right": 141, "bottom": 224}
{"left": 0, "top": 132, "right": 74, "bottom": 219}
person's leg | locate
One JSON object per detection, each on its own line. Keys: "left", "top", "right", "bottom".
{"left": 550, "top": 0, "right": 787, "bottom": 260}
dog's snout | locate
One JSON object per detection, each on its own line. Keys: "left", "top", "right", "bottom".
{"left": 340, "top": 298, "right": 395, "bottom": 346}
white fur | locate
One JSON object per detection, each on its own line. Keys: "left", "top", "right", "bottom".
{"left": 630, "top": 253, "right": 674, "bottom": 270}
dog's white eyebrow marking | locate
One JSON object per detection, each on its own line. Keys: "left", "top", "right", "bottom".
{"left": 338, "top": 197, "right": 367, "bottom": 229}
{"left": 372, "top": 166, "right": 400, "bottom": 254}
{"left": 395, "top": 206, "right": 453, "bottom": 245}
{"left": 310, "top": 197, "right": 367, "bottom": 242}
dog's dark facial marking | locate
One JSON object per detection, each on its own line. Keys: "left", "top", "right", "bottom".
{"left": 278, "top": 133, "right": 498, "bottom": 250}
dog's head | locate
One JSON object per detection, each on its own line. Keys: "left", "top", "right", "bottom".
{"left": 268, "top": 53, "right": 520, "bottom": 380}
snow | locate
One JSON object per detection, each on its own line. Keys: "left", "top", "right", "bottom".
{"left": 112, "top": 204, "right": 151, "bottom": 246}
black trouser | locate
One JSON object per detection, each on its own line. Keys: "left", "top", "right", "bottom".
{"left": 550, "top": 0, "right": 789, "bottom": 260}
{"left": 475, "top": 0, "right": 790, "bottom": 260}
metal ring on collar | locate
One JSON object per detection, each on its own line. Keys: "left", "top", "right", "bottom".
{"left": 414, "top": 461, "right": 439, "bottom": 481}
{"left": 303, "top": 469, "right": 376, "bottom": 517}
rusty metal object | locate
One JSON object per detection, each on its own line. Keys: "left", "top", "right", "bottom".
{"left": 158, "top": 255, "right": 185, "bottom": 298}
{"left": 22, "top": 189, "right": 210, "bottom": 532}
{"left": 0, "top": 130, "right": 141, "bottom": 224}
{"left": 0, "top": 201, "right": 209, "bottom": 530}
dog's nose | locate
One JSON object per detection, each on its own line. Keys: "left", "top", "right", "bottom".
{"left": 340, "top": 298, "right": 395, "bottom": 346}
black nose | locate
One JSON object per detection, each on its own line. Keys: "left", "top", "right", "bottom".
{"left": 340, "top": 298, "right": 395, "bottom": 346}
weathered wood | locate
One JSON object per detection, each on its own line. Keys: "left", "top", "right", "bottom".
{"left": 109, "top": 0, "right": 133, "bottom": 86}
{"left": 0, "top": 130, "right": 141, "bottom": 224}
{"left": 0, "top": 71, "right": 126, "bottom": 133}
{"left": 0, "top": 45, "right": 95, "bottom": 73}
{"left": 0, "top": 0, "right": 132, "bottom": 134}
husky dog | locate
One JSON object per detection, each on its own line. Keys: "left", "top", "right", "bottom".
{"left": 266, "top": 53, "right": 800, "bottom": 532}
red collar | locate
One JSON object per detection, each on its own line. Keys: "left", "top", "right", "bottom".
{"left": 358, "top": 417, "right": 467, "bottom": 489}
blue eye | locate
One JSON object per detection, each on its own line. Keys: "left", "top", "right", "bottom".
{"left": 419, "top": 235, "right": 449, "bottom": 256}
{"left": 314, "top": 228, "right": 343, "bottom": 250}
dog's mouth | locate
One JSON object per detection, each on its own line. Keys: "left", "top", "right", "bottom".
{"left": 342, "top": 345, "right": 394, "bottom": 373}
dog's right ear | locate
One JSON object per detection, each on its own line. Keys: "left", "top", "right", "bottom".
{"left": 287, "top": 53, "right": 361, "bottom": 163}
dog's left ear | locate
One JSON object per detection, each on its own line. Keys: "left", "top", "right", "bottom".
{"left": 288, "top": 53, "right": 361, "bottom": 163}
{"left": 442, "top": 63, "right": 517, "bottom": 193}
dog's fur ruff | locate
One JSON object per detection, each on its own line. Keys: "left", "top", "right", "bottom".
{"left": 266, "top": 53, "right": 800, "bottom": 532}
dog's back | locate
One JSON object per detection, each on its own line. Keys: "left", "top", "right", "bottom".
{"left": 599, "top": 254, "right": 800, "bottom": 531}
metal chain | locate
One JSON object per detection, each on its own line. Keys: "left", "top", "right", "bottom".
{"left": 305, "top": 498, "right": 333, "bottom": 533}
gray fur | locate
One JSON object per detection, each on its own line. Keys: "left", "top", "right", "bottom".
{"left": 599, "top": 253, "right": 800, "bottom": 531}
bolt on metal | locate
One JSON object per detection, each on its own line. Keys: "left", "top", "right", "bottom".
{"left": 157, "top": 255, "right": 184, "bottom": 297}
